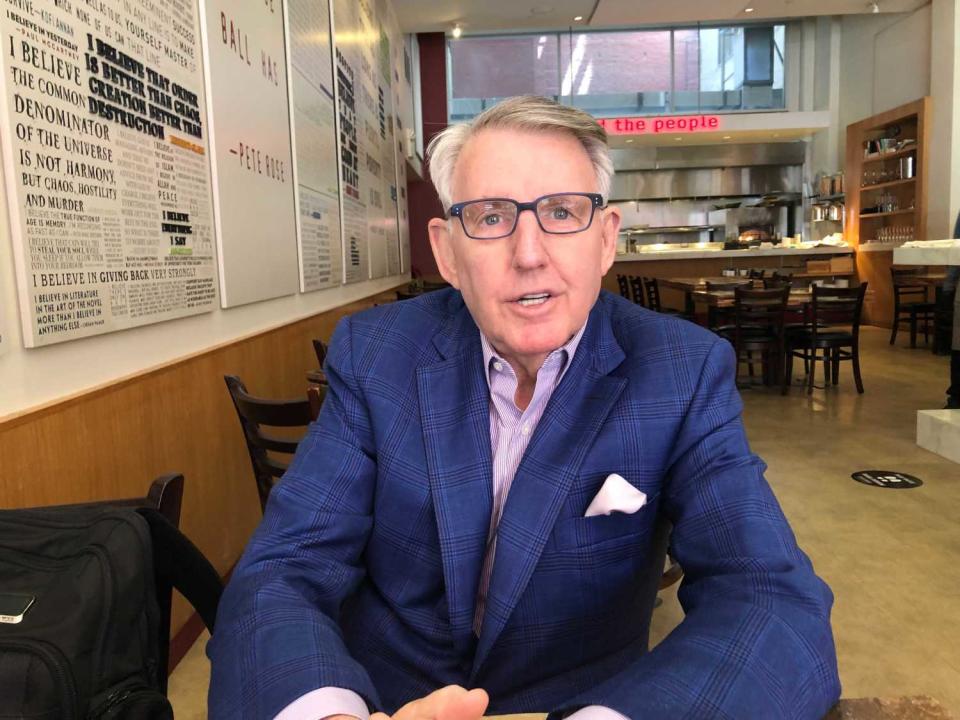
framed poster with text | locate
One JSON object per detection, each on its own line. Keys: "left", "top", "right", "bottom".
{"left": 198, "top": 0, "right": 299, "bottom": 307}
{"left": 286, "top": 0, "right": 343, "bottom": 292}
{"left": 0, "top": 0, "right": 219, "bottom": 346}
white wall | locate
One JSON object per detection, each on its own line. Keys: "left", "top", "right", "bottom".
{"left": 837, "top": 6, "right": 932, "bottom": 161}
{"left": 928, "top": 0, "right": 960, "bottom": 240}
{"left": 809, "top": 17, "right": 843, "bottom": 177}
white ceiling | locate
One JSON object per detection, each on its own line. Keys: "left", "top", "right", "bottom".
{"left": 392, "top": 0, "right": 930, "bottom": 33}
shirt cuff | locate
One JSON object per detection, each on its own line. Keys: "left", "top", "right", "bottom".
{"left": 273, "top": 687, "right": 370, "bottom": 720}
{"left": 565, "top": 705, "right": 631, "bottom": 720}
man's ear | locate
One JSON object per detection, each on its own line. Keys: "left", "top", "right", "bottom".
{"left": 598, "top": 204, "right": 621, "bottom": 275}
{"left": 428, "top": 217, "right": 459, "bottom": 287}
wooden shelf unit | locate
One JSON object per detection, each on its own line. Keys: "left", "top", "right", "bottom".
{"left": 861, "top": 145, "right": 917, "bottom": 163}
{"left": 859, "top": 178, "right": 916, "bottom": 192}
{"left": 844, "top": 97, "right": 930, "bottom": 327}
{"left": 859, "top": 209, "right": 916, "bottom": 219}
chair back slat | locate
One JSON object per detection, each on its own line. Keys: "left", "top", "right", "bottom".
{"left": 642, "top": 277, "right": 662, "bottom": 311}
{"left": 616, "top": 274, "right": 630, "bottom": 299}
{"left": 628, "top": 275, "right": 646, "bottom": 307}
{"left": 231, "top": 393, "right": 314, "bottom": 427}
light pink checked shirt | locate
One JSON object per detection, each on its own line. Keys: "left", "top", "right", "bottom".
{"left": 276, "top": 325, "right": 626, "bottom": 720}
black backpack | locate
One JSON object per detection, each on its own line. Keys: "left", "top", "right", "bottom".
{"left": 0, "top": 505, "right": 221, "bottom": 719}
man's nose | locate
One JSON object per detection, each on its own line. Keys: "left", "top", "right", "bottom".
{"left": 511, "top": 209, "right": 548, "bottom": 270}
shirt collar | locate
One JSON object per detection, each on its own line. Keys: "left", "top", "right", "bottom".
{"left": 479, "top": 321, "right": 587, "bottom": 389}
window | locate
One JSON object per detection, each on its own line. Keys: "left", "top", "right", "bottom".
{"left": 448, "top": 34, "right": 560, "bottom": 121}
{"left": 447, "top": 23, "right": 787, "bottom": 120}
{"left": 743, "top": 26, "right": 774, "bottom": 86}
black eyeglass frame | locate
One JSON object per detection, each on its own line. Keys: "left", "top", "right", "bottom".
{"left": 447, "top": 192, "right": 606, "bottom": 240}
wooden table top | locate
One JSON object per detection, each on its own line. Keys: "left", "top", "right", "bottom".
{"left": 489, "top": 696, "right": 954, "bottom": 720}
{"left": 902, "top": 274, "right": 948, "bottom": 286}
{"left": 659, "top": 276, "right": 750, "bottom": 292}
{"left": 691, "top": 288, "right": 813, "bottom": 307}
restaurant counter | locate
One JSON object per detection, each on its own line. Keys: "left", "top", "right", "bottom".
{"left": 604, "top": 245, "right": 855, "bottom": 310}
{"left": 615, "top": 245, "right": 854, "bottom": 262}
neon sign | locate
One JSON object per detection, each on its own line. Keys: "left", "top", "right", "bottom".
{"left": 597, "top": 114, "right": 721, "bottom": 135}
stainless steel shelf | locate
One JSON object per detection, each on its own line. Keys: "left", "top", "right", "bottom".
{"left": 621, "top": 225, "right": 722, "bottom": 236}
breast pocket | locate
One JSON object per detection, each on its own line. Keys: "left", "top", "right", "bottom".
{"left": 551, "top": 502, "right": 656, "bottom": 550}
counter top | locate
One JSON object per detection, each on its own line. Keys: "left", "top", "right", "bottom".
{"left": 615, "top": 245, "right": 854, "bottom": 261}
{"left": 893, "top": 244, "right": 960, "bottom": 265}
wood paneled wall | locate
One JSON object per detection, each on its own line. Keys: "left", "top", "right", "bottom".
{"left": 0, "top": 287, "right": 400, "bottom": 635}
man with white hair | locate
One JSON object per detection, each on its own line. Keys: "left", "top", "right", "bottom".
{"left": 209, "top": 96, "right": 840, "bottom": 720}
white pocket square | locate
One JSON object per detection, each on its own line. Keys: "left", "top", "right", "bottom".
{"left": 584, "top": 473, "right": 648, "bottom": 518}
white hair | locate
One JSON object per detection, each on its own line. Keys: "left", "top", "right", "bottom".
{"left": 426, "top": 95, "right": 614, "bottom": 213}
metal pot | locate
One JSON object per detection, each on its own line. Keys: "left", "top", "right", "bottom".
{"left": 811, "top": 204, "right": 827, "bottom": 222}
{"left": 827, "top": 203, "right": 843, "bottom": 221}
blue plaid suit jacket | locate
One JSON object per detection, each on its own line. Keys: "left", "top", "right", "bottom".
{"left": 208, "top": 289, "right": 840, "bottom": 719}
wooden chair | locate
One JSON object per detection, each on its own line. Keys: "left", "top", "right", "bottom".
{"left": 933, "top": 286, "right": 955, "bottom": 356}
{"left": 311, "top": 339, "right": 329, "bottom": 387}
{"left": 312, "top": 338, "right": 328, "bottom": 367}
{"left": 628, "top": 275, "right": 647, "bottom": 307}
{"left": 616, "top": 274, "right": 630, "bottom": 300}
{"left": 705, "top": 280, "right": 750, "bottom": 331}
{"left": 307, "top": 385, "right": 325, "bottom": 421}
{"left": 783, "top": 284, "right": 867, "bottom": 395}
{"left": 642, "top": 277, "right": 686, "bottom": 317}
{"left": 224, "top": 375, "right": 317, "bottom": 512}
{"left": 890, "top": 268, "right": 935, "bottom": 347}
{"left": 41, "top": 474, "right": 221, "bottom": 691}
{"left": 717, "top": 286, "right": 790, "bottom": 385}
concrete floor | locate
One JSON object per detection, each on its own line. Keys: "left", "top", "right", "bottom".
{"left": 170, "top": 326, "right": 960, "bottom": 717}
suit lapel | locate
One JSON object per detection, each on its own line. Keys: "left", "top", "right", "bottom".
{"left": 418, "top": 302, "right": 492, "bottom": 659}
{"left": 471, "top": 300, "right": 627, "bottom": 675}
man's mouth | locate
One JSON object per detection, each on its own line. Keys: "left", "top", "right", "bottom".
{"left": 516, "top": 293, "right": 551, "bottom": 307}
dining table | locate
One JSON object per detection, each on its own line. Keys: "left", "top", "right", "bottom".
{"left": 692, "top": 287, "right": 813, "bottom": 308}
{"left": 489, "top": 695, "right": 955, "bottom": 720}
{"left": 658, "top": 276, "right": 751, "bottom": 315}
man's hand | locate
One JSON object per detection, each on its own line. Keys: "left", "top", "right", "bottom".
{"left": 370, "top": 685, "right": 490, "bottom": 720}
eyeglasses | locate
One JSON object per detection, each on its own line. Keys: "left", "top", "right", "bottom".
{"left": 448, "top": 192, "right": 605, "bottom": 240}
